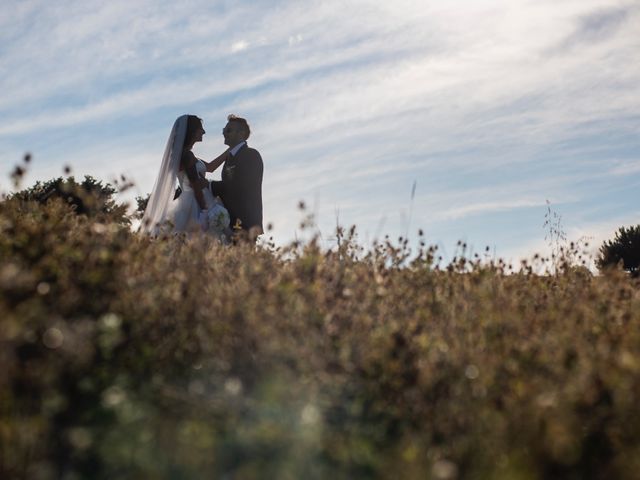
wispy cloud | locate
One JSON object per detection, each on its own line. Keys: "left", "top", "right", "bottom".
{"left": 608, "top": 159, "right": 640, "bottom": 176}
{"left": 436, "top": 200, "right": 544, "bottom": 221}
{"left": 557, "top": 5, "right": 634, "bottom": 50}
{"left": 231, "top": 40, "right": 250, "bottom": 53}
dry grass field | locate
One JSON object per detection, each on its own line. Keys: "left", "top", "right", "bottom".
{"left": 1, "top": 190, "right": 639, "bottom": 479}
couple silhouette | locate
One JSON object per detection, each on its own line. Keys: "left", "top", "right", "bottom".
{"left": 141, "top": 114, "right": 263, "bottom": 243}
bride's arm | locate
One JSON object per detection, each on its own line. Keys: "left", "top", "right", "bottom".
{"left": 182, "top": 152, "right": 207, "bottom": 210}
{"left": 205, "top": 149, "right": 230, "bottom": 173}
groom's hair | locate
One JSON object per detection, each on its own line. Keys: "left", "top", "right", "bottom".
{"left": 227, "top": 114, "right": 250, "bottom": 140}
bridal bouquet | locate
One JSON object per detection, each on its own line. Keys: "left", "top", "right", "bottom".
{"left": 203, "top": 202, "right": 230, "bottom": 237}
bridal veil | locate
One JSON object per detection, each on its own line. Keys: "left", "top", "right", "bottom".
{"left": 140, "top": 115, "right": 187, "bottom": 235}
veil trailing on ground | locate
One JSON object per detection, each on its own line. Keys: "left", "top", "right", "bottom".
{"left": 140, "top": 115, "right": 188, "bottom": 235}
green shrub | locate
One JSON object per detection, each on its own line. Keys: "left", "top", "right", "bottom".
{"left": 597, "top": 225, "right": 640, "bottom": 277}
{"left": 11, "top": 175, "right": 130, "bottom": 226}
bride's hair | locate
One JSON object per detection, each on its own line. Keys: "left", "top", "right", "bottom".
{"left": 184, "top": 115, "right": 204, "bottom": 148}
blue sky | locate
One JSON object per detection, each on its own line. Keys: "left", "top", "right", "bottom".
{"left": 1, "top": 0, "right": 639, "bottom": 263}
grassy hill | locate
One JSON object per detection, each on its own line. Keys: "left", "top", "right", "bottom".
{"left": 1, "top": 194, "right": 639, "bottom": 479}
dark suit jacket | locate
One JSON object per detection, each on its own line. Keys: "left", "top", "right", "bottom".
{"left": 211, "top": 144, "right": 263, "bottom": 232}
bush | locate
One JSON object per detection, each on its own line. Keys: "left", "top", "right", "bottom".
{"left": 1, "top": 193, "right": 640, "bottom": 479}
{"left": 11, "top": 175, "right": 130, "bottom": 226}
{"left": 597, "top": 225, "right": 640, "bottom": 277}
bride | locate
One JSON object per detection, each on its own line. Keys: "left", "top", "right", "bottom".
{"left": 140, "top": 115, "right": 230, "bottom": 238}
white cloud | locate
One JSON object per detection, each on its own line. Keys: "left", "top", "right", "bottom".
{"left": 436, "top": 199, "right": 544, "bottom": 221}
{"left": 231, "top": 40, "right": 250, "bottom": 53}
{"left": 609, "top": 159, "right": 640, "bottom": 176}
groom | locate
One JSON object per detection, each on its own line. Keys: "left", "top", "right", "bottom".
{"left": 210, "top": 114, "right": 263, "bottom": 242}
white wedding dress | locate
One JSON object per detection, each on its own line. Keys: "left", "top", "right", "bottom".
{"left": 171, "top": 159, "right": 229, "bottom": 236}
{"left": 140, "top": 115, "right": 229, "bottom": 238}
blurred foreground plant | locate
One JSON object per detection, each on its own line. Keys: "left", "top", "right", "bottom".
{"left": 1, "top": 184, "right": 640, "bottom": 479}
